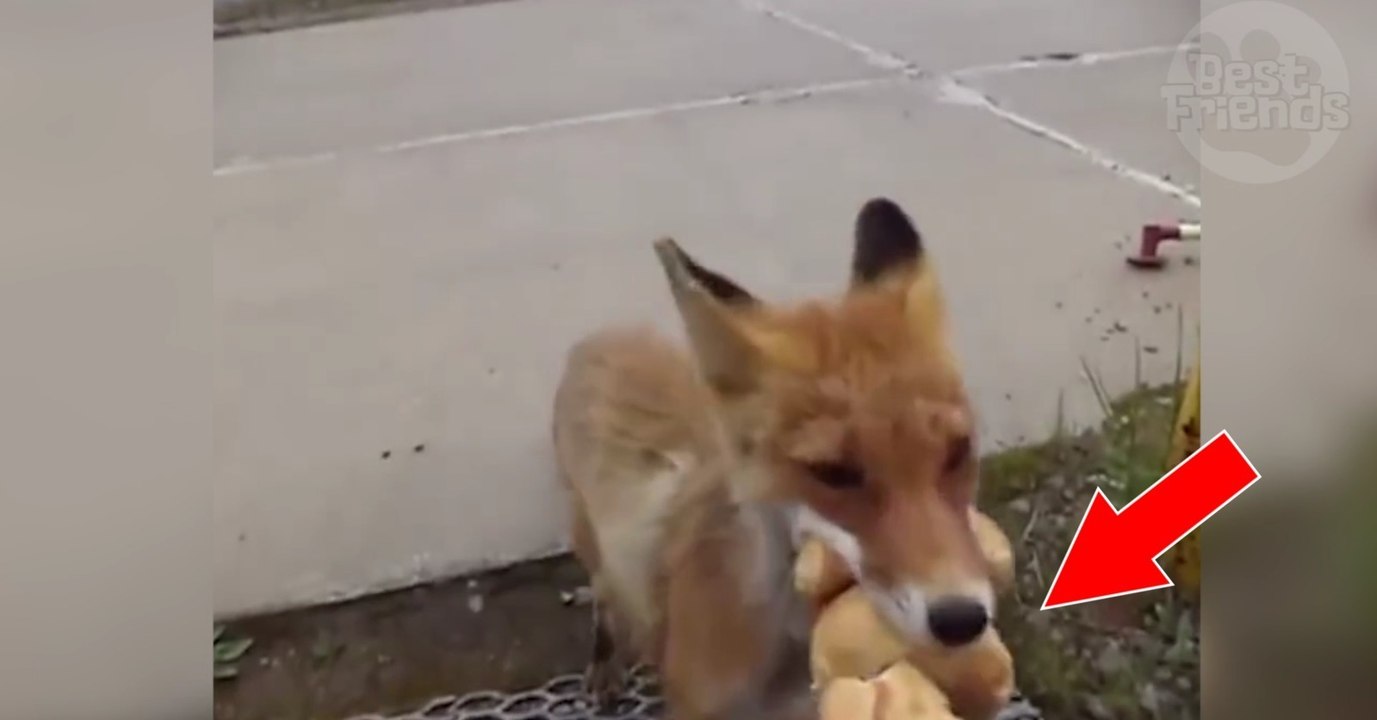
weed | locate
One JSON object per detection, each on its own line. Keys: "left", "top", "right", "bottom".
{"left": 215, "top": 624, "right": 254, "bottom": 680}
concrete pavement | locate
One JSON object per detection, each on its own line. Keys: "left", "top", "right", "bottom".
{"left": 214, "top": 0, "right": 1201, "bottom": 616}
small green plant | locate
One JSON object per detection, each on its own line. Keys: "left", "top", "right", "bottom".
{"left": 214, "top": 624, "right": 254, "bottom": 680}
{"left": 1080, "top": 344, "right": 1179, "bottom": 506}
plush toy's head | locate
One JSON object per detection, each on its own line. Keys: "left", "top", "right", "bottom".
{"left": 801, "top": 509, "right": 1017, "bottom": 720}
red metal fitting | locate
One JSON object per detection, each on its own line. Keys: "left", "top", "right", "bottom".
{"left": 1126, "top": 221, "right": 1199, "bottom": 268}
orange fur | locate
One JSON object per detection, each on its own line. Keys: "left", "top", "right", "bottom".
{"left": 552, "top": 199, "right": 993, "bottom": 720}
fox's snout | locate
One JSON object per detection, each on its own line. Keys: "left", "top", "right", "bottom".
{"left": 796, "top": 506, "right": 994, "bottom": 647}
{"left": 866, "top": 579, "right": 994, "bottom": 648}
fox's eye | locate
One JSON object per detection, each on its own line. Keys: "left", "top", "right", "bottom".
{"left": 806, "top": 461, "right": 865, "bottom": 489}
{"left": 944, "top": 435, "right": 972, "bottom": 474}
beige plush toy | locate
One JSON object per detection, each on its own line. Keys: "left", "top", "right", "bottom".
{"left": 798, "top": 509, "right": 1018, "bottom": 720}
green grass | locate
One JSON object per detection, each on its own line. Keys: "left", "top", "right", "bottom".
{"left": 976, "top": 377, "right": 1192, "bottom": 720}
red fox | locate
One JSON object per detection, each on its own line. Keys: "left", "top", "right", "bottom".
{"left": 552, "top": 198, "right": 997, "bottom": 720}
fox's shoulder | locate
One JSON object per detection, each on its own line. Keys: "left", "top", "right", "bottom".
{"left": 554, "top": 324, "right": 718, "bottom": 468}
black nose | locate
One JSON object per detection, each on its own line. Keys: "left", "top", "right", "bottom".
{"left": 927, "top": 597, "right": 989, "bottom": 646}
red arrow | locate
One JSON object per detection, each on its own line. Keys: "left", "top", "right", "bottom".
{"left": 1041, "top": 430, "right": 1259, "bottom": 610}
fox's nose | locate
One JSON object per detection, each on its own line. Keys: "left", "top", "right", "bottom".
{"left": 927, "top": 597, "right": 989, "bottom": 646}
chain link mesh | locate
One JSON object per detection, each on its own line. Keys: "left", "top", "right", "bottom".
{"left": 357, "top": 665, "right": 1044, "bottom": 720}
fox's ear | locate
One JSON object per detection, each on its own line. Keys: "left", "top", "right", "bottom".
{"left": 850, "top": 197, "right": 924, "bottom": 289}
{"left": 850, "top": 198, "right": 949, "bottom": 337}
{"left": 654, "top": 238, "right": 767, "bottom": 395}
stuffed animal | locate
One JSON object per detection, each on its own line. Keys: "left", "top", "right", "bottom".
{"left": 798, "top": 509, "right": 1018, "bottom": 720}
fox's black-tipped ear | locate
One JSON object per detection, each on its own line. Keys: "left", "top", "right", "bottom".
{"left": 851, "top": 197, "right": 924, "bottom": 287}
{"left": 654, "top": 238, "right": 765, "bottom": 394}
{"left": 654, "top": 237, "right": 758, "bottom": 307}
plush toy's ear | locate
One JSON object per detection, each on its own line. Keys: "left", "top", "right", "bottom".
{"left": 970, "top": 509, "right": 1015, "bottom": 595}
{"left": 794, "top": 537, "right": 854, "bottom": 608}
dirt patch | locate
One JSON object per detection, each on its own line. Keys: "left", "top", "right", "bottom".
{"left": 213, "top": 555, "right": 595, "bottom": 720}
{"left": 214, "top": 0, "right": 521, "bottom": 39}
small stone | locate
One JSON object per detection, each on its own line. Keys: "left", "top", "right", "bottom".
{"left": 1046, "top": 474, "right": 1065, "bottom": 491}
{"left": 1007, "top": 498, "right": 1031, "bottom": 514}
{"left": 560, "top": 585, "right": 594, "bottom": 606}
{"left": 1140, "top": 684, "right": 1162, "bottom": 713}
{"left": 1096, "top": 640, "right": 1130, "bottom": 675}
{"left": 467, "top": 594, "right": 485, "bottom": 613}
{"left": 1176, "top": 676, "right": 1192, "bottom": 691}
{"left": 1084, "top": 696, "right": 1113, "bottom": 720}
{"left": 1154, "top": 667, "right": 1173, "bottom": 683}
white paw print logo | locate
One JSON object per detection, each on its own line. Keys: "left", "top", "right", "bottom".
{"left": 1162, "top": 1, "right": 1349, "bottom": 184}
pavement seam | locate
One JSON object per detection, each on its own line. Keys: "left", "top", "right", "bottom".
{"left": 933, "top": 78, "right": 1201, "bottom": 207}
{"left": 951, "top": 43, "right": 1197, "bottom": 80}
{"left": 212, "top": 75, "right": 899, "bottom": 177}
{"left": 737, "top": 0, "right": 1200, "bottom": 208}
{"left": 214, "top": 8, "right": 1195, "bottom": 194}
{"left": 737, "top": 0, "right": 919, "bottom": 76}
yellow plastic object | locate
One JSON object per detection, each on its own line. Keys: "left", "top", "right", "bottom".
{"left": 1165, "top": 347, "right": 1202, "bottom": 601}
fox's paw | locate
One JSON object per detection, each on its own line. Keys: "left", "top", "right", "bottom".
{"left": 584, "top": 659, "right": 630, "bottom": 711}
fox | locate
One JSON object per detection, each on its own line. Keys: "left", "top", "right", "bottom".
{"left": 551, "top": 198, "right": 999, "bottom": 720}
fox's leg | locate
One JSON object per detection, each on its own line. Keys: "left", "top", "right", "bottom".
{"left": 569, "top": 494, "right": 631, "bottom": 709}
{"left": 660, "top": 537, "right": 781, "bottom": 720}
{"left": 774, "top": 689, "right": 821, "bottom": 720}
{"left": 586, "top": 587, "right": 632, "bottom": 709}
